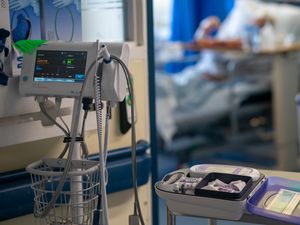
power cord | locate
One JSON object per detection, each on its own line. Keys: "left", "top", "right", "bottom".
{"left": 55, "top": 97, "right": 70, "bottom": 134}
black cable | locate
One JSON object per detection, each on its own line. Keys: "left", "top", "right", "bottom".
{"left": 55, "top": 97, "right": 71, "bottom": 134}
{"left": 39, "top": 101, "right": 71, "bottom": 159}
{"left": 58, "top": 142, "right": 70, "bottom": 159}
{"left": 81, "top": 110, "right": 88, "bottom": 138}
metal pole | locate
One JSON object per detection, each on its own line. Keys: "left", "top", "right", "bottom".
{"left": 272, "top": 54, "right": 299, "bottom": 170}
{"left": 70, "top": 98, "right": 84, "bottom": 224}
{"left": 38, "top": 0, "right": 47, "bottom": 40}
{"left": 167, "top": 207, "right": 176, "bottom": 225}
{"left": 208, "top": 219, "right": 217, "bottom": 225}
{"left": 227, "top": 61, "right": 239, "bottom": 136}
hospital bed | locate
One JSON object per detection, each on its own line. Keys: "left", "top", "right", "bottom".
{"left": 155, "top": 0, "right": 300, "bottom": 170}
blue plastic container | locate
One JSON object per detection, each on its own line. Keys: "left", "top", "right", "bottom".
{"left": 247, "top": 177, "right": 300, "bottom": 224}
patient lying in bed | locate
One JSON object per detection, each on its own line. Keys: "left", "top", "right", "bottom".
{"left": 156, "top": 0, "right": 300, "bottom": 143}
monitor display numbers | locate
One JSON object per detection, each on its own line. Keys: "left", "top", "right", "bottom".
{"left": 34, "top": 50, "right": 88, "bottom": 83}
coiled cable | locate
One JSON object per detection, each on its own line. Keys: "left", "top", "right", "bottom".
{"left": 94, "top": 60, "right": 110, "bottom": 225}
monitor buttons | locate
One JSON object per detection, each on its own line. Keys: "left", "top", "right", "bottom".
{"left": 22, "top": 76, "right": 29, "bottom": 82}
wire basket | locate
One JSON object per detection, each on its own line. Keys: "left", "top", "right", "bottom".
{"left": 26, "top": 158, "right": 100, "bottom": 225}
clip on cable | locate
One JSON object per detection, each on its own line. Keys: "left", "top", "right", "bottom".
{"left": 63, "top": 137, "right": 84, "bottom": 143}
{"left": 82, "top": 97, "right": 95, "bottom": 111}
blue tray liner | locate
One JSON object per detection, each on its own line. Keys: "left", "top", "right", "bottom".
{"left": 0, "top": 140, "right": 151, "bottom": 221}
{"left": 247, "top": 176, "right": 300, "bottom": 225}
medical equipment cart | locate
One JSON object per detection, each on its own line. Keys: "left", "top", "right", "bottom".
{"left": 156, "top": 164, "right": 300, "bottom": 225}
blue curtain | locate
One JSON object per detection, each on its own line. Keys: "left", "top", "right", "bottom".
{"left": 166, "top": 0, "right": 234, "bottom": 73}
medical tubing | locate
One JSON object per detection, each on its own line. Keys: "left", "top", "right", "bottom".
{"left": 103, "top": 103, "right": 111, "bottom": 187}
{"left": 55, "top": 97, "right": 71, "bottom": 134}
{"left": 38, "top": 100, "right": 70, "bottom": 159}
{"left": 111, "top": 55, "right": 145, "bottom": 225}
{"left": 39, "top": 102, "right": 69, "bottom": 137}
{"left": 35, "top": 55, "right": 99, "bottom": 218}
{"left": 59, "top": 114, "right": 70, "bottom": 134}
{"left": 81, "top": 140, "right": 89, "bottom": 158}
{"left": 36, "top": 97, "right": 81, "bottom": 218}
{"left": 58, "top": 142, "right": 70, "bottom": 159}
{"left": 118, "top": 60, "right": 144, "bottom": 225}
{"left": 39, "top": 102, "right": 71, "bottom": 159}
{"left": 94, "top": 61, "right": 110, "bottom": 225}
{"left": 45, "top": 105, "right": 86, "bottom": 159}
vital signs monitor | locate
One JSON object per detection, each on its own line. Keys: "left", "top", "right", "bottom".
{"left": 19, "top": 41, "right": 98, "bottom": 98}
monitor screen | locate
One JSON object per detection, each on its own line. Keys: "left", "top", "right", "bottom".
{"left": 34, "top": 50, "right": 88, "bottom": 83}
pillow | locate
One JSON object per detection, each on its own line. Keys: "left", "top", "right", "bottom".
{"left": 217, "top": 0, "right": 267, "bottom": 40}
{"left": 217, "top": 0, "right": 300, "bottom": 44}
{"left": 266, "top": 3, "right": 300, "bottom": 43}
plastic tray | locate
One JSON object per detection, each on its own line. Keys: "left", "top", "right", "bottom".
{"left": 195, "top": 173, "right": 253, "bottom": 200}
{"left": 247, "top": 176, "right": 300, "bottom": 224}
